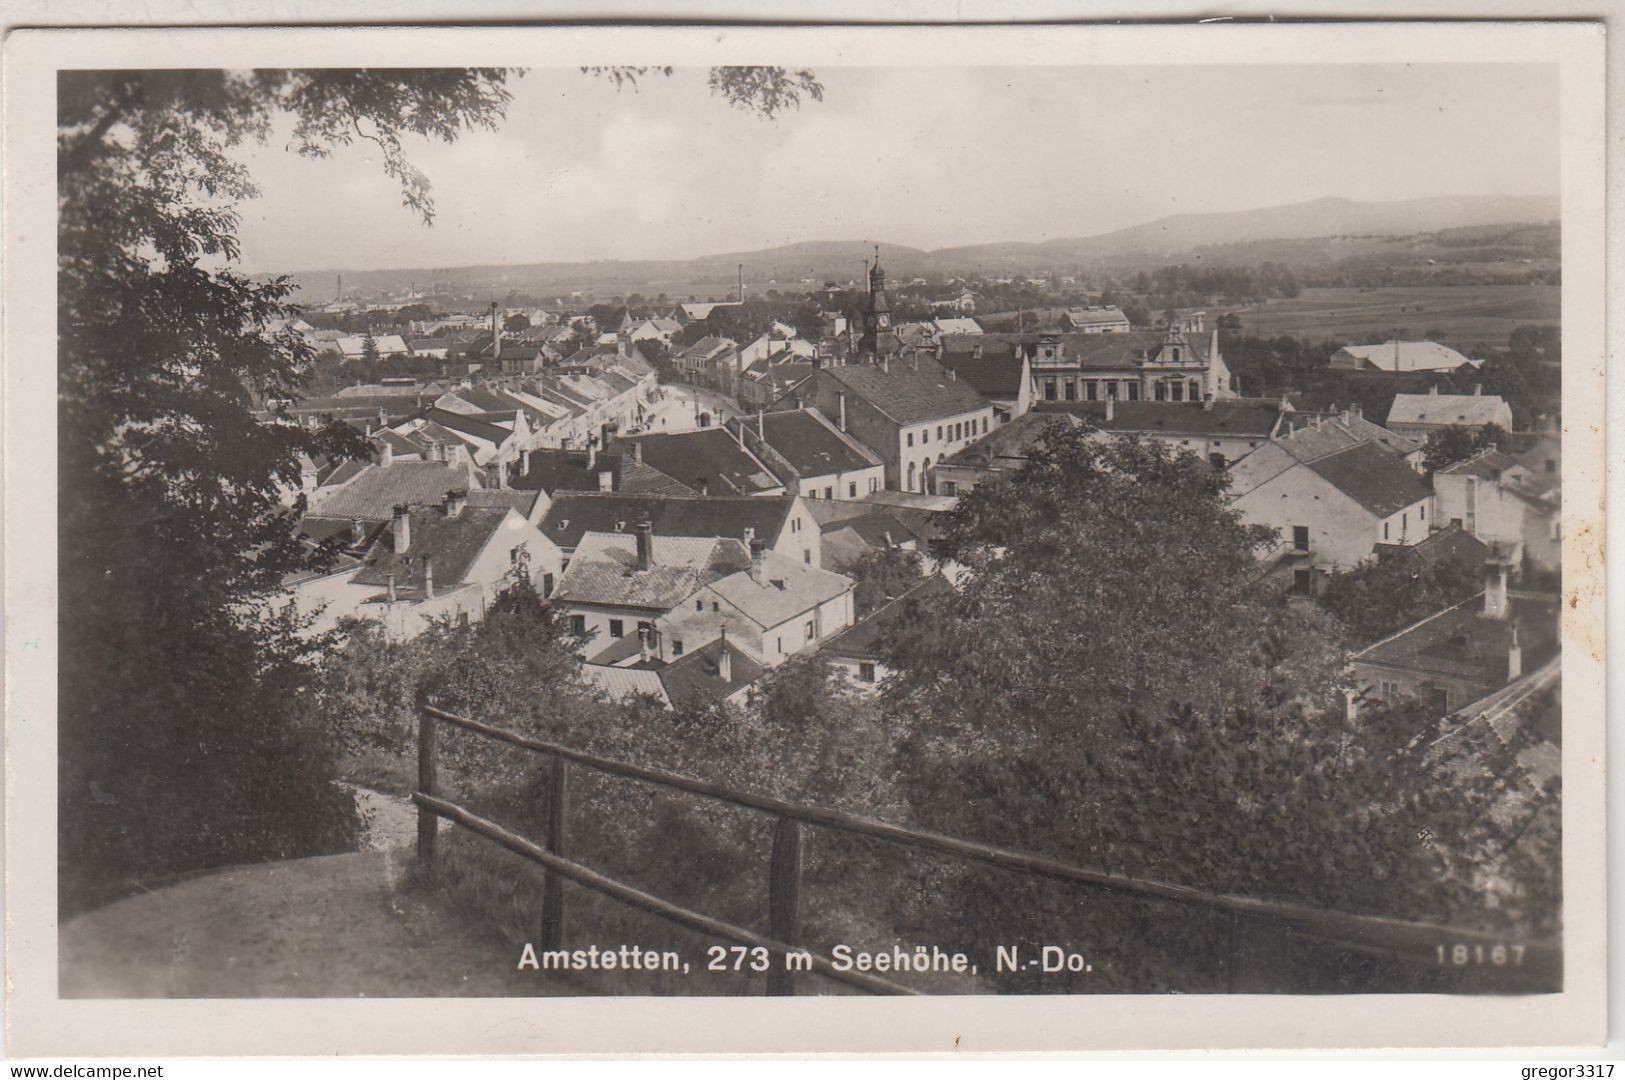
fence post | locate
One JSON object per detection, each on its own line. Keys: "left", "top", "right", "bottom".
{"left": 416, "top": 707, "right": 439, "bottom": 866}
{"left": 540, "top": 753, "right": 569, "bottom": 950}
{"left": 766, "top": 816, "right": 802, "bottom": 996}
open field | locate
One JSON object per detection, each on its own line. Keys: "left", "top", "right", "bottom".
{"left": 1222, "top": 285, "right": 1559, "bottom": 347}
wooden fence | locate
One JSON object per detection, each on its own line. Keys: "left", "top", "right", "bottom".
{"left": 412, "top": 703, "right": 1560, "bottom": 996}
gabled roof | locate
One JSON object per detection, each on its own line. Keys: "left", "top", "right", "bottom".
{"left": 582, "top": 664, "right": 671, "bottom": 706}
{"left": 705, "top": 552, "right": 852, "bottom": 629}
{"left": 466, "top": 489, "right": 544, "bottom": 520}
{"left": 1304, "top": 442, "right": 1434, "bottom": 517}
{"left": 351, "top": 505, "right": 515, "bottom": 594}
{"left": 513, "top": 448, "right": 696, "bottom": 498}
{"left": 658, "top": 637, "right": 763, "bottom": 708}
{"left": 609, "top": 430, "right": 785, "bottom": 495}
{"left": 541, "top": 493, "right": 797, "bottom": 551}
{"left": 1063, "top": 330, "right": 1209, "bottom": 368}
{"left": 305, "top": 460, "right": 480, "bottom": 522}
{"left": 1439, "top": 447, "right": 1522, "bottom": 480}
{"left": 1061, "top": 305, "right": 1130, "bottom": 328}
{"left": 725, "top": 409, "right": 880, "bottom": 478}
{"left": 820, "top": 574, "right": 955, "bottom": 661}
{"left": 1034, "top": 398, "right": 1283, "bottom": 438}
{"left": 417, "top": 407, "right": 514, "bottom": 446}
{"left": 817, "top": 354, "right": 991, "bottom": 426}
{"left": 1354, "top": 591, "right": 1560, "bottom": 684}
{"left": 931, "top": 317, "right": 983, "bottom": 334}
{"left": 944, "top": 411, "right": 1081, "bottom": 469}
{"left": 1387, "top": 391, "right": 1511, "bottom": 428}
{"left": 937, "top": 343, "right": 1028, "bottom": 399}
{"left": 678, "top": 336, "right": 736, "bottom": 361}
{"left": 1334, "top": 341, "right": 1478, "bottom": 373}
{"left": 554, "top": 532, "right": 747, "bottom": 611}
{"left": 1375, "top": 522, "right": 1490, "bottom": 567}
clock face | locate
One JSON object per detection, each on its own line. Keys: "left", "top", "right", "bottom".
{"left": 877, "top": 314, "right": 890, "bottom": 328}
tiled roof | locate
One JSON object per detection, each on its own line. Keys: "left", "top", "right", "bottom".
{"left": 466, "top": 489, "right": 543, "bottom": 519}
{"left": 726, "top": 409, "right": 879, "bottom": 478}
{"left": 1034, "top": 398, "right": 1283, "bottom": 438}
{"left": 582, "top": 664, "right": 671, "bottom": 706}
{"left": 541, "top": 493, "right": 796, "bottom": 551}
{"left": 512, "top": 448, "right": 695, "bottom": 497}
{"left": 658, "top": 637, "right": 763, "bottom": 708}
{"left": 1305, "top": 442, "right": 1433, "bottom": 517}
{"left": 418, "top": 407, "right": 514, "bottom": 446}
{"left": 1062, "top": 306, "right": 1130, "bottom": 328}
{"left": 1354, "top": 591, "right": 1560, "bottom": 683}
{"left": 706, "top": 552, "right": 852, "bottom": 629}
{"left": 1054, "top": 330, "right": 1209, "bottom": 369}
{"left": 305, "top": 461, "right": 480, "bottom": 522}
{"left": 609, "top": 430, "right": 784, "bottom": 495}
{"left": 820, "top": 574, "right": 954, "bottom": 661}
{"left": 1387, "top": 392, "right": 1511, "bottom": 428}
{"left": 945, "top": 411, "right": 1081, "bottom": 468}
{"left": 818, "top": 355, "right": 991, "bottom": 426}
{"left": 1375, "top": 522, "right": 1490, "bottom": 568}
{"left": 555, "top": 532, "right": 747, "bottom": 611}
{"left": 351, "top": 505, "right": 515, "bottom": 593}
{"left": 937, "top": 345, "right": 1027, "bottom": 399}
{"left": 1439, "top": 447, "right": 1522, "bottom": 480}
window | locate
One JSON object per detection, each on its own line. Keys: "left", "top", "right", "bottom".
{"left": 1155, "top": 382, "right": 1166, "bottom": 401}
{"left": 1085, "top": 381, "right": 1098, "bottom": 401}
{"left": 1381, "top": 680, "right": 1400, "bottom": 701}
{"left": 824, "top": 486, "right": 833, "bottom": 500}
{"left": 869, "top": 477, "right": 880, "bottom": 493}
{"left": 907, "top": 461, "right": 916, "bottom": 490}
{"left": 1126, "top": 383, "right": 1140, "bottom": 401}
{"left": 570, "top": 615, "right": 586, "bottom": 634}
{"left": 1383, "top": 521, "right": 1390, "bottom": 540}
{"left": 1293, "top": 569, "right": 1312, "bottom": 595}
{"left": 804, "top": 549, "right": 811, "bottom": 564}
{"left": 1044, "top": 380, "right": 1057, "bottom": 401}
{"left": 1106, "top": 382, "right": 1118, "bottom": 399}
{"left": 712, "top": 601, "right": 720, "bottom": 612}
{"left": 1189, "top": 380, "right": 1201, "bottom": 400}
{"left": 1172, "top": 347, "right": 1181, "bottom": 362}
{"left": 922, "top": 429, "right": 930, "bottom": 444}
{"left": 907, "top": 432, "right": 914, "bottom": 447}
{"left": 937, "top": 425, "right": 945, "bottom": 440}
{"left": 1420, "top": 506, "right": 1425, "bottom": 522}
{"left": 1209, "top": 453, "right": 1225, "bottom": 471}
{"left": 672, "top": 639, "right": 684, "bottom": 657}
{"left": 982, "top": 418, "right": 988, "bottom": 434}
{"left": 608, "top": 619, "right": 624, "bottom": 638}
{"left": 1292, "top": 525, "right": 1309, "bottom": 552}
{"left": 1064, "top": 381, "right": 1076, "bottom": 401}
{"left": 805, "top": 620, "right": 816, "bottom": 641}
{"left": 695, "top": 599, "right": 704, "bottom": 611}
{"left": 1170, "top": 382, "right": 1184, "bottom": 402}
{"left": 940, "top": 480, "right": 957, "bottom": 495}
{"left": 542, "top": 573, "right": 555, "bottom": 597}
{"left": 859, "top": 662, "right": 877, "bottom": 683}
{"left": 849, "top": 481, "right": 857, "bottom": 498}
{"left": 777, "top": 637, "right": 784, "bottom": 655}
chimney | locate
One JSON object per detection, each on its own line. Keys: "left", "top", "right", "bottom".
{"left": 627, "top": 439, "right": 643, "bottom": 464}
{"left": 947, "top": 366, "right": 957, "bottom": 381}
{"left": 444, "top": 488, "right": 466, "bottom": 518}
{"left": 386, "top": 571, "right": 397, "bottom": 603}
{"left": 392, "top": 503, "right": 411, "bottom": 553}
{"left": 718, "top": 629, "right": 732, "bottom": 684}
{"left": 757, "top": 408, "right": 765, "bottom": 439}
{"left": 598, "top": 468, "right": 614, "bottom": 493}
{"left": 1104, "top": 395, "right": 1115, "bottom": 422}
{"left": 697, "top": 478, "right": 710, "bottom": 496}
{"left": 350, "top": 518, "right": 366, "bottom": 547}
{"left": 638, "top": 624, "right": 652, "bottom": 665}
{"left": 742, "top": 526, "right": 755, "bottom": 543}
{"left": 636, "top": 520, "right": 653, "bottom": 571}
{"left": 734, "top": 422, "right": 745, "bottom": 450}
{"left": 1474, "top": 383, "right": 1483, "bottom": 396}
{"left": 422, "top": 554, "right": 435, "bottom": 600}
{"left": 1483, "top": 556, "right": 1510, "bottom": 620}
{"left": 378, "top": 439, "right": 394, "bottom": 467}
{"left": 1506, "top": 623, "right": 1522, "bottom": 682}
{"left": 521, "top": 450, "right": 532, "bottom": 476}
{"left": 1429, "top": 384, "right": 1440, "bottom": 396}
{"left": 496, "top": 460, "right": 510, "bottom": 489}
{"left": 600, "top": 422, "right": 616, "bottom": 449}
{"left": 837, "top": 391, "right": 848, "bottom": 432}
{"left": 587, "top": 441, "right": 597, "bottom": 470}
{"left": 881, "top": 354, "right": 889, "bottom": 374}
{"left": 749, "top": 537, "right": 766, "bottom": 585}
{"left": 972, "top": 343, "right": 982, "bottom": 359}
{"left": 1202, "top": 392, "right": 1214, "bottom": 411}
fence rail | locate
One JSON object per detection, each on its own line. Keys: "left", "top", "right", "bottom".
{"left": 414, "top": 703, "right": 1560, "bottom": 994}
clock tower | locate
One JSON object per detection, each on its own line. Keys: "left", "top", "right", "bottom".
{"left": 859, "top": 245, "right": 900, "bottom": 362}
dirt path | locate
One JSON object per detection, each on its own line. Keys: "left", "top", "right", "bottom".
{"left": 59, "top": 850, "right": 576, "bottom": 998}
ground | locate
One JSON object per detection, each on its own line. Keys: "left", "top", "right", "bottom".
{"left": 1220, "top": 285, "right": 1559, "bottom": 346}
{"left": 59, "top": 787, "right": 579, "bottom": 998}
{"left": 644, "top": 382, "right": 743, "bottom": 433}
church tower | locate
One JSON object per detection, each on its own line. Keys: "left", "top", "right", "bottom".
{"left": 858, "top": 245, "right": 900, "bottom": 363}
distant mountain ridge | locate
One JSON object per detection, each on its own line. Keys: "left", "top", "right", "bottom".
{"left": 283, "top": 194, "right": 1559, "bottom": 298}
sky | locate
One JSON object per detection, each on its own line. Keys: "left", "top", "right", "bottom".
{"left": 230, "top": 64, "right": 1560, "bottom": 274}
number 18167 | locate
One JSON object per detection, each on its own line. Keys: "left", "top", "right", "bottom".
{"left": 1437, "top": 943, "right": 1524, "bottom": 966}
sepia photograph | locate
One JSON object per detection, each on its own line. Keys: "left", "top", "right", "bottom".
{"left": 3, "top": 15, "right": 1609, "bottom": 1057}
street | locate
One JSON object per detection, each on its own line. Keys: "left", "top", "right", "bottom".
{"left": 641, "top": 381, "right": 744, "bottom": 434}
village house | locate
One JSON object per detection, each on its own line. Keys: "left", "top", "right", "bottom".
{"left": 1226, "top": 410, "right": 1423, "bottom": 499}
{"left": 674, "top": 336, "right": 741, "bottom": 392}
{"left": 735, "top": 358, "right": 816, "bottom": 411}
{"left": 1229, "top": 439, "right": 1435, "bottom": 592}
{"left": 510, "top": 443, "right": 695, "bottom": 500}
{"left": 1348, "top": 552, "right": 1559, "bottom": 717}
{"left": 1329, "top": 340, "right": 1482, "bottom": 374}
{"left": 1432, "top": 448, "right": 1561, "bottom": 576}
{"left": 725, "top": 407, "right": 886, "bottom": 502}
{"left": 289, "top": 488, "right": 561, "bottom": 640}
{"left": 608, "top": 428, "right": 788, "bottom": 497}
{"left": 1386, "top": 386, "right": 1515, "bottom": 438}
{"left": 933, "top": 411, "right": 1082, "bottom": 496}
{"left": 936, "top": 338, "right": 1034, "bottom": 422}
{"left": 821, "top": 574, "right": 955, "bottom": 688}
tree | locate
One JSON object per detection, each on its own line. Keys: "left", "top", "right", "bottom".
{"left": 503, "top": 312, "right": 531, "bottom": 333}
{"left": 1317, "top": 547, "right": 1483, "bottom": 645}
{"left": 1421, "top": 423, "right": 1509, "bottom": 475}
{"left": 835, "top": 546, "right": 925, "bottom": 619}
{"left": 360, "top": 325, "right": 381, "bottom": 364}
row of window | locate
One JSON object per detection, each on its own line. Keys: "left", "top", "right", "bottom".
{"left": 805, "top": 476, "right": 883, "bottom": 500}
{"left": 906, "top": 415, "right": 988, "bottom": 449}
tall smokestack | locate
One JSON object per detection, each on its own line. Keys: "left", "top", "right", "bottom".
{"left": 392, "top": 503, "right": 411, "bottom": 553}
{"left": 749, "top": 537, "right": 766, "bottom": 585}
{"left": 1506, "top": 623, "right": 1522, "bottom": 682}
{"left": 491, "top": 302, "right": 502, "bottom": 362}
{"left": 635, "top": 520, "right": 653, "bottom": 571}
{"left": 837, "top": 391, "right": 847, "bottom": 432}
{"left": 738, "top": 263, "right": 744, "bottom": 304}
{"left": 422, "top": 554, "right": 435, "bottom": 600}
{"left": 719, "top": 628, "right": 732, "bottom": 684}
